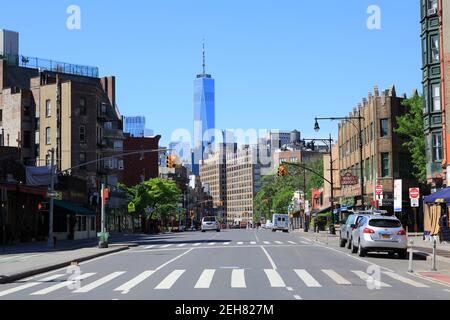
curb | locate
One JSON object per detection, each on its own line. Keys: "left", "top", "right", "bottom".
{"left": 0, "top": 246, "right": 130, "bottom": 284}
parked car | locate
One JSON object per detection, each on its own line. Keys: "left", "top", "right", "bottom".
{"left": 265, "top": 220, "right": 273, "bottom": 230}
{"left": 272, "top": 214, "right": 289, "bottom": 233}
{"left": 201, "top": 216, "right": 221, "bottom": 232}
{"left": 349, "top": 215, "right": 407, "bottom": 258}
{"left": 339, "top": 213, "right": 367, "bottom": 249}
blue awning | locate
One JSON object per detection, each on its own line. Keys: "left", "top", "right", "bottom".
{"left": 424, "top": 187, "right": 450, "bottom": 204}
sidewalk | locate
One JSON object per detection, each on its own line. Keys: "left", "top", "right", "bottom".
{"left": 0, "top": 233, "right": 140, "bottom": 284}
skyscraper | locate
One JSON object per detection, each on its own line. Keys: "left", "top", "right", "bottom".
{"left": 123, "top": 116, "right": 145, "bottom": 137}
{"left": 193, "top": 41, "right": 215, "bottom": 175}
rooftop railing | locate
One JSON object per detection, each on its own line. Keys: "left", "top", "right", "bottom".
{"left": 0, "top": 52, "right": 99, "bottom": 78}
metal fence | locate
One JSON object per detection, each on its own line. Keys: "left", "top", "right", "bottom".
{"left": 0, "top": 52, "right": 99, "bottom": 78}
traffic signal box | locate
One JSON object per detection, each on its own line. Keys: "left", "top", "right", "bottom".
{"left": 37, "top": 202, "right": 49, "bottom": 211}
{"left": 277, "top": 166, "right": 288, "bottom": 177}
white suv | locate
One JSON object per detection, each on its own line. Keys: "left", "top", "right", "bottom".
{"left": 201, "top": 216, "right": 220, "bottom": 232}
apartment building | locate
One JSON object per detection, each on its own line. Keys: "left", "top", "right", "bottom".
{"left": 337, "top": 86, "right": 419, "bottom": 212}
{"left": 225, "top": 146, "right": 263, "bottom": 224}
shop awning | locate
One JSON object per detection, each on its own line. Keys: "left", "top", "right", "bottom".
{"left": 424, "top": 187, "right": 450, "bottom": 204}
{"left": 54, "top": 200, "right": 95, "bottom": 216}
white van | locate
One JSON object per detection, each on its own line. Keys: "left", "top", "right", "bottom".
{"left": 272, "top": 214, "right": 289, "bottom": 232}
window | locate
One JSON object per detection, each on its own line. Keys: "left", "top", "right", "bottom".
{"left": 431, "top": 35, "right": 440, "bottom": 63}
{"left": 79, "top": 125, "right": 86, "bottom": 144}
{"left": 381, "top": 153, "right": 390, "bottom": 177}
{"left": 432, "top": 132, "right": 443, "bottom": 162}
{"left": 79, "top": 97, "right": 87, "bottom": 116}
{"left": 380, "top": 119, "right": 389, "bottom": 137}
{"left": 90, "top": 217, "right": 96, "bottom": 231}
{"left": 45, "top": 154, "right": 51, "bottom": 166}
{"left": 79, "top": 153, "right": 87, "bottom": 170}
{"left": 365, "top": 158, "right": 371, "bottom": 181}
{"left": 424, "top": 87, "right": 429, "bottom": 114}
{"left": 23, "top": 131, "right": 31, "bottom": 148}
{"left": 45, "top": 127, "right": 51, "bottom": 145}
{"left": 45, "top": 99, "right": 51, "bottom": 117}
{"left": 428, "top": 0, "right": 438, "bottom": 11}
{"left": 432, "top": 84, "right": 441, "bottom": 111}
{"left": 23, "top": 106, "right": 31, "bottom": 117}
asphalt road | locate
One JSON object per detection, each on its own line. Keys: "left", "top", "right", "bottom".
{"left": 0, "top": 229, "right": 449, "bottom": 300}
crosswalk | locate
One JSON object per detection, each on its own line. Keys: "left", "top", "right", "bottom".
{"left": 139, "top": 240, "right": 313, "bottom": 250}
{"left": 0, "top": 267, "right": 432, "bottom": 298}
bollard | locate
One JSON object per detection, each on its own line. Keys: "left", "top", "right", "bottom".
{"left": 431, "top": 236, "right": 438, "bottom": 271}
{"left": 408, "top": 239, "right": 414, "bottom": 273}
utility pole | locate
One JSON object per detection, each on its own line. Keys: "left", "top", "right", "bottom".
{"left": 47, "top": 148, "right": 55, "bottom": 248}
{"left": 99, "top": 183, "right": 108, "bottom": 248}
{"left": 329, "top": 134, "right": 336, "bottom": 235}
{"left": 358, "top": 108, "right": 365, "bottom": 207}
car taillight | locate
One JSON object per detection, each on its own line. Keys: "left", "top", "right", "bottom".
{"left": 363, "top": 228, "right": 375, "bottom": 234}
{"left": 397, "top": 229, "right": 406, "bottom": 236}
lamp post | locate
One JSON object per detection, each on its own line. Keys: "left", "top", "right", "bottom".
{"left": 315, "top": 111, "right": 365, "bottom": 207}
{"left": 300, "top": 136, "right": 336, "bottom": 234}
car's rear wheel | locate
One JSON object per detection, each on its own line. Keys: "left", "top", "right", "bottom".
{"left": 272, "top": 229, "right": 276, "bottom": 232}
{"left": 202, "top": 230, "right": 206, "bottom": 233}
{"left": 358, "top": 242, "right": 366, "bottom": 257}
{"left": 339, "top": 238, "right": 346, "bottom": 248}
{"left": 216, "top": 229, "right": 220, "bottom": 232}
{"left": 351, "top": 240, "right": 358, "bottom": 254}
{"left": 398, "top": 249, "right": 408, "bottom": 259}
{"left": 346, "top": 235, "right": 352, "bottom": 249}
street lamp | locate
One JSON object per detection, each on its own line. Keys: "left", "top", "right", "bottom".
{"left": 314, "top": 112, "right": 365, "bottom": 208}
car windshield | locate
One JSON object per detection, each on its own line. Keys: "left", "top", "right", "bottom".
{"left": 369, "top": 219, "right": 401, "bottom": 228}
{"left": 203, "top": 217, "right": 216, "bottom": 222}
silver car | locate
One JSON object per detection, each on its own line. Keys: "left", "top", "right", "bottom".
{"left": 201, "top": 216, "right": 221, "bottom": 232}
{"left": 340, "top": 213, "right": 367, "bottom": 249}
{"left": 350, "top": 215, "right": 407, "bottom": 258}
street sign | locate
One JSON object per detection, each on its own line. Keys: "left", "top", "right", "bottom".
{"left": 128, "top": 202, "right": 136, "bottom": 213}
{"left": 394, "top": 179, "right": 402, "bottom": 213}
{"left": 376, "top": 185, "right": 383, "bottom": 196}
{"left": 411, "top": 198, "right": 419, "bottom": 208}
{"left": 47, "top": 191, "right": 62, "bottom": 200}
{"left": 409, "top": 188, "right": 420, "bottom": 199}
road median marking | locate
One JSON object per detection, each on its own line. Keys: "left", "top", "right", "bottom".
{"left": 261, "top": 246, "right": 278, "bottom": 270}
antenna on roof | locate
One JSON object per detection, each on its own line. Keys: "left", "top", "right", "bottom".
{"left": 202, "top": 39, "right": 206, "bottom": 75}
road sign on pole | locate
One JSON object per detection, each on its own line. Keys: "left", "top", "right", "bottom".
{"left": 376, "top": 185, "right": 383, "bottom": 196}
{"left": 409, "top": 188, "right": 420, "bottom": 208}
{"left": 394, "top": 179, "right": 402, "bottom": 213}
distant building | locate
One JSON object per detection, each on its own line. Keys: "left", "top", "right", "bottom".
{"left": 123, "top": 116, "right": 145, "bottom": 138}
{"left": 193, "top": 42, "right": 215, "bottom": 175}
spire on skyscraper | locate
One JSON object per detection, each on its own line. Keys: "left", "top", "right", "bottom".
{"left": 202, "top": 39, "right": 206, "bottom": 75}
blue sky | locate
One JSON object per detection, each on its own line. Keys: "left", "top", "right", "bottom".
{"left": 1, "top": 0, "right": 421, "bottom": 145}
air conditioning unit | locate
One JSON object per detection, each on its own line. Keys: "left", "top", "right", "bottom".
{"left": 118, "top": 160, "right": 124, "bottom": 171}
{"left": 428, "top": 7, "right": 437, "bottom": 15}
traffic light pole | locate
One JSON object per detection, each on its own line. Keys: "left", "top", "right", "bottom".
{"left": 47, "top": 148, "right": 55, "bottom": 248}
{"left": 99, "top": 183, "right": 108, "bottom": 248}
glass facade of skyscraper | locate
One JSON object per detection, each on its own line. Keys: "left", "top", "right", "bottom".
{"left": 193, "top": 74, "right": 215, "bottom": 175}
{"left": 124, "top": 116, "right": 146, "bottom": 137}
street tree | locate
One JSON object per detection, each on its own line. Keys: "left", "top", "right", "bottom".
{"left": 394, "top": 92, "right": 427, "bottom": 183}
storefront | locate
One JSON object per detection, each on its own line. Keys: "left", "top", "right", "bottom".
{"left": 53, "top": 200, "right": 96, "bottom": 241}
{"left": 423, "top": 188, "right": 450, "bottom": 241}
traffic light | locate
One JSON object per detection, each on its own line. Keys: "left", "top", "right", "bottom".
{"left": 37, "top": 202, "right": 49, "bottom": 211}
{"left": 167, "top": 155, "right": 175, "bottom": 169}
{"left": 306, "top": 141, "right": 316, "bottom": 150}
{"left": 103, "top": 188, "right": 109, "bottom": 204}
{"left": 277, "top": 165, "right": 288, "bottom": 177}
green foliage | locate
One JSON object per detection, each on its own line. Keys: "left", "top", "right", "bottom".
{"left": 119, "top": 178, "right": 182, "bottom": 221}
{"left": 394, "top": 93, "right": 426, "bottom": 183}
{"left": 254, "top": 159, "right": 325, "bottom": 221}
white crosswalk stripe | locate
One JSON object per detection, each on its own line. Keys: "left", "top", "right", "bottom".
{"left": 31, "top": 273, "right": 96, "bottom": 295}
{"left": 193, "top": 243, "right": 202, "bottom": 246}
{"left": 264, "top": 269, "right": 286, "bottom": 288}
{"left": 223, "top": 242, "right": 231, "bottom": 245}
{"left": 144, "top": 245, "right": 156, "bottom": 249}
{"left": 275, "top": 241, "right": 283, "bottom": 245}
{"left": 114, "top": 271, "right": 155, "bottom": 293}
{"left": 237, "top": 242, "right": 244, "bottom": 245}
{"left": 73, "top": 272, "right": 126, "bottom": 293}
{"left": 208, "top": 242, "right": 216, "bottom": 246}
{"left": 250, "top": 242, "right": 257, "bottom": 245}
{"left": 383, "top": 272, "right": 429, "bottom": 288}
{"left": 0, "top": 274, "right": 65, "bottom": 297}
{"left": 322, "top": 270, "right": 352, "bottom": 285}
{"left": 195, "top": 269, "right": 216, "bottom": 289}
{"left": 160, "top": 244, "right": 172, "bottom": 248}
{"left": 263, "top": 241, "right": 271, "bottom": 245}
{"left": 155, "top": 270, "right": 185, "bottom": 290}
{"left": 301, "top": 241, "right": 311, "bottom": 245}
{"left": 231, "top": 269, "right": 246, "bottom": 288}
{"left": 288, "top": 241, "right": 297, "bottom": 244}
{"left": 294, "top": 269, "right": 322, "bottom": 287}
{"left": 177, "top": 244, "right": 187, "bottom": 247}
{"left": 352, "top": 271, "right": 391, "bottom": 288}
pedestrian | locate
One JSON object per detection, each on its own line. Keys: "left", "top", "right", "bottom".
{"left": 439, "top": 210, "right": 450, "bottom": 244}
